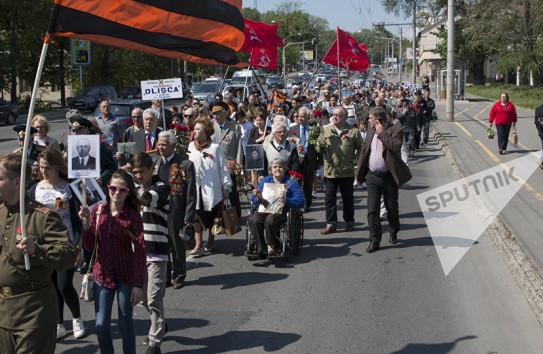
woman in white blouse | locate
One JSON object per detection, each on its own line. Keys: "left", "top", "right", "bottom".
{"left": 32, "top": 114, "right": 61, "bottom": 151}
{"left": 188, "top": 116, "right": 232, "bottom": 256}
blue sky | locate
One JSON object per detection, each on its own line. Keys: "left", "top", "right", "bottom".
{"left": 245, "top": 1, "right": 413, "bottom": 38}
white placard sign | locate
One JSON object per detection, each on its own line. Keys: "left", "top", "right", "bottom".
{"left": 141, "top": 78, "right": 184, "bottom": 100}
{"left": 68, "top": 135, "right": 101, "bottom": 179}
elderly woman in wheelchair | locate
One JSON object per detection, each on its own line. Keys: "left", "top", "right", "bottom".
{"left": 248, "top": 158, "right": 305, "bottom": 259}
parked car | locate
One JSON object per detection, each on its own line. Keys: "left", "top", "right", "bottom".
{"left": 69, "top": 85, "right": 118, "bottom": 111}
{"left": 192, "top": 82, "right": 222, "bottom": 103}
{"left": 315, "top": 74, "right": 326, "bottom": 83}
{"left": 92, "top": 98, "right": 152, "bottom": 128}
{"left": 266, "top": 75, "right": 284, "bottom": 89}
{"left": 0, "top": 98, "right": 18, "bottom": 125}
{"left": 119, "top": 85, "right": 142, "bottom": 99}
{"left": 221, "top": 85, "right": 250, "bottom": 102}
{"left": 291, "top": 76, "right": 303, "bottom": 86}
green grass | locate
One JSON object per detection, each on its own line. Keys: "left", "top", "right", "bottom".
{"left": 466, "top": 84, "right": 543, "bottom": 111}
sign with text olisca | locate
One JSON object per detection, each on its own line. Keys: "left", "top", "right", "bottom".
{"left": 141, "top": 78, "right": 183, "bottom": 100}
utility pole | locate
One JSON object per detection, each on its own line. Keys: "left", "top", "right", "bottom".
{"left": 446, "top": 0, "right": 455, "bottom": 121}
{"left": 412, "top": 1, "right": 417, "bottom": 87}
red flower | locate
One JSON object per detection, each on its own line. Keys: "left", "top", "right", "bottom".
{"left": 169, "top": 123, "right": 176, "bottom": 129}
{"left": 299, "top": 146, "right": 305, "bottom": 151}
{"left": 183, "top": 126, "right": 190, "bottom": 132}
{"left": 292, "top": 131, "right": 297, "bottom": 136}
{"left": 175, "top": 125, "right": 183, "bottom": 132}
{"left": 290, "top": 139, "right": 296, "bottom": 143}
{"left": 288, "top": 170, "right": 303, "bottom": 180}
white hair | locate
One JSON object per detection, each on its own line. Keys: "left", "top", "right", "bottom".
{"left": 158, "top": 130, "right": 176, "bottom": 145}
{"left": 272, "top": 120, "right": 289, "bottom": 133}
{"left": 143, "top": 108, "right": 159, "bottom": 119}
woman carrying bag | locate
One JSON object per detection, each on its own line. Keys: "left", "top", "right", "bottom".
{"left": 78, "top": 169, "right": 146, "bottom": 354}
{"left": 489, "top": 92, "right": 517, "bottom": 155}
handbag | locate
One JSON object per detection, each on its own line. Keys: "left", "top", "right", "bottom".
{"left": 80, "top": 204, "right": 103, "bottom": 302}
{"left": 221, "top": 200, "right": 242, "bottom": 236}
{"left": 211, "top": 203, "right": 225, "bottom": 236}
{"left": 512, "top": 126, "right": 518, "bottom": 146}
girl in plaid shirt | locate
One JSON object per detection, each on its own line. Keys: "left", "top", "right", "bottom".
{"left": 79, "top": 169, "right": 145, "bottom": 354}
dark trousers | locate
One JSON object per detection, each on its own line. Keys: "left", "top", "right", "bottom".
{"left": 249, "top": 212, "right": 286, "bottom": 251}
{"left": 301, "top": 167, "right": 315, "bottom": 208}
{"left": 52, "top": 268, "right": 81, "bottom": 323}
{"left": 324, "top": 177, "right": 355, "bottom": 227}
{"left": 229, "top": 173, "right": 242, "bottom": 217}
{"left": 167, "top": 217, "right": 186, "bottom": 284}
{"left": 496, "top": 124, "right": 512, "bottom": 151}
{"left": 366, "top": 171, "right": 400, "bottom": 243}
{"left": 0, "top": 325, "right": 56, "bottom": 354}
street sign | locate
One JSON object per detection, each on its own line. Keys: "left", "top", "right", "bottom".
{"left": 70, "top": 39, "right": 90, "bottom": 65}
{"left": 141, "top": 78, "right": 184, "bottom": 100}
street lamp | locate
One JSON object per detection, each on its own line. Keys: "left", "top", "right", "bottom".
{"left": 282, "top": 38, "right": 316, "bottom": 79}
{"left": 375, "top": 37, "right": 402, "bottom": 84}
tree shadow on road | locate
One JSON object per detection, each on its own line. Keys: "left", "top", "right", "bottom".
{"left": 169, "top": 329, "right": 302, "bottom": 353}
{"left": 388, "top": 335, "right": 477, "bottom": 354}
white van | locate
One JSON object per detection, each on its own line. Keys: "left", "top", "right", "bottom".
{"left": 232, "top": 69, "right": 263, "bottom": 85}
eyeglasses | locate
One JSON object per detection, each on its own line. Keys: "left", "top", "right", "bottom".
{"left": 131, "top": 115, "right": 142, "bottom": 118}
{"left": 183, "top": 114, "right": 194, "bottom": 118}
{"left": 108, "top": 185, "right": 129, "bottom": 194}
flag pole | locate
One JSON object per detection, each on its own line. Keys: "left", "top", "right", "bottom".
{"left": 219, "top": 66, "right": 230, "bottom": 94}
{"left": 19, "top": 35, "right": 52, "bottom": 270}
{"left": 336, "top": 28, "right": 341, "bottom": 92}
{"left": 303, "top": 60, "right": 324, "bottom": 95}
{"left": 250, "top": 67, "right": 269, "bottom": 103}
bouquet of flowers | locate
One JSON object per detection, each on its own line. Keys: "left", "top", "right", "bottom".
{"left": 169, "top": 162, "right": 186, "bottom": 194}
{"left": 289, "top": 135, "right": 305, "bottom": 163}
{"left": 288, "top": 170, "right": 304, "bottom": 187}
{"left": 169, "top": 124, "right": 191, "bottom": 159}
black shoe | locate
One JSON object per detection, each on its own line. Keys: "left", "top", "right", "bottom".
{"left": 146, "top": 346, "right": 161, "bottom": 354}
{"left": 267, "top": 250, "right": 281, "bottom": 258}
{"left": 303, "top": 207, "right": 311, "bottom": 213}
{"left": 344, "top": 223, "right": 355, "bottom": 232}
{"left": 172, "top": 280, "right": 183, "bottom": 289}
{"left": 366, "top": 242, "right": 380, "bottom": 253}
{"left": 499, "top": 149, "right": 504, "bottom": 155}
{"left": 79, "top": 262, "right": 89, "bottom": 275}
{"left": 389, "top": 235, "right": 398, "bottom": 244}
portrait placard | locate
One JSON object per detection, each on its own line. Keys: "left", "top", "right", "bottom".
{"left": 245, "top": 144, "right": 265, "bottom": 171}
{"left": 68, "top": 135, "right": 101, "bottom": 179}
{"left": 117, "top": 142, "right": 137, "bottom": 167}
{"left": 258, "top": 183, "right": 286, "bottom": 214}
{"left": 70, "top": 178, "right": 106, "bottom": 209}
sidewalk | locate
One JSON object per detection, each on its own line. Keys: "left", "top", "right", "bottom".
{"left": 430, "top": 96, "right": 543, "bottom": 320}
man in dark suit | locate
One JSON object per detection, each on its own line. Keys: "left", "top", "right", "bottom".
{"left": 356, "top": 107, "right": 412, "bottom": 253}
{"left": 155, "top": 131, "right": 196, "bottom": 289}
{"left": 290, "top": 106, "right": 319, "bottom": 212}
{"left": 72, "top": 137, "right": 96, "bottom": 169}
{"left": 210, "top": 101, "right": 243, "bottom": 216}
{"left": 132, "top": 108, "right": 162, "bottom": 153}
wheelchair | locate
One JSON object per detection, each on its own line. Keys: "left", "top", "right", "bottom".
{"left": 245, "top": 207, "right": 304, "bottom": 261}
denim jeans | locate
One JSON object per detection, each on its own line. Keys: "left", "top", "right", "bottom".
{"left": 94, "top": 281, "right": 136, "bottom": 354}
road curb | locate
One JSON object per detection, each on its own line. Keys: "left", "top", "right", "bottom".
{"left": 430, "top": 121, "right": 543, "bottom": 326}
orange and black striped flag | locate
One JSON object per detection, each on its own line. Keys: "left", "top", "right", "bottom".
{"left": 48, "top": 0, "right": 246, "bottom": 66}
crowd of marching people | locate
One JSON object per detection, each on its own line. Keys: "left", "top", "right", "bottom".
{"left": 1, "top": 74, "right": 441, "bottom": 353}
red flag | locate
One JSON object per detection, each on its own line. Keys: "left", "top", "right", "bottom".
{"left": 322, "top": 28, "right": 370, "bottom": 72}
{"left": 49, "top": 0, "right": 245, "bottom": 66}
{"left": 241, "top": 19, "right": 285, "bottom": 52}
{"left": 250, "top": 47, "right": 278, "bottom": 69}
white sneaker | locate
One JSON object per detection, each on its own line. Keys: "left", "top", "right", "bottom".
{"left": 73, "top": 317, "right": 86, "bottom": 339}
{"left": 311, "top": 191, "right": 317, "bottom": 198}
{"left": 57, "top": 324, "right": 67, "bottom": 340}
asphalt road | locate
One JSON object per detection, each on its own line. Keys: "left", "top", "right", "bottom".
{"left": 3, "top": 95, "right": 543, "bottom": 353}
{"left": 49, "top": 100, "right": 543, "bottom": 353}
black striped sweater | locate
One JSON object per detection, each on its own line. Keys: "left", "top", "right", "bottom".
{"left": 138, "top": 176, "right": 171, "bottom": 257}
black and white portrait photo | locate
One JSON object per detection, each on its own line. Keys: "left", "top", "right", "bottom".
{"left": 68, "top": 135, "right": 101, "bottom": 178}
{"left": 117, "top": 142, "right": 137, "bottom": 167}
{"left": 245, "top": 144, "right": 264, "bottom": 171}
{"left": 70, "top": 178, "right": 106, "bottom": 208}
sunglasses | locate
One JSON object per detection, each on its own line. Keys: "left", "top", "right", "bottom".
{"left": 108, "top": 185, "right": 129, "bottom": 194}
{"left": 183, "top": 114, "right": 194, "bottom": 118}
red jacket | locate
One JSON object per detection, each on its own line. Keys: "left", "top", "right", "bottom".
{"left": 489, "top": 101, "right": 517, "bottom": 125}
